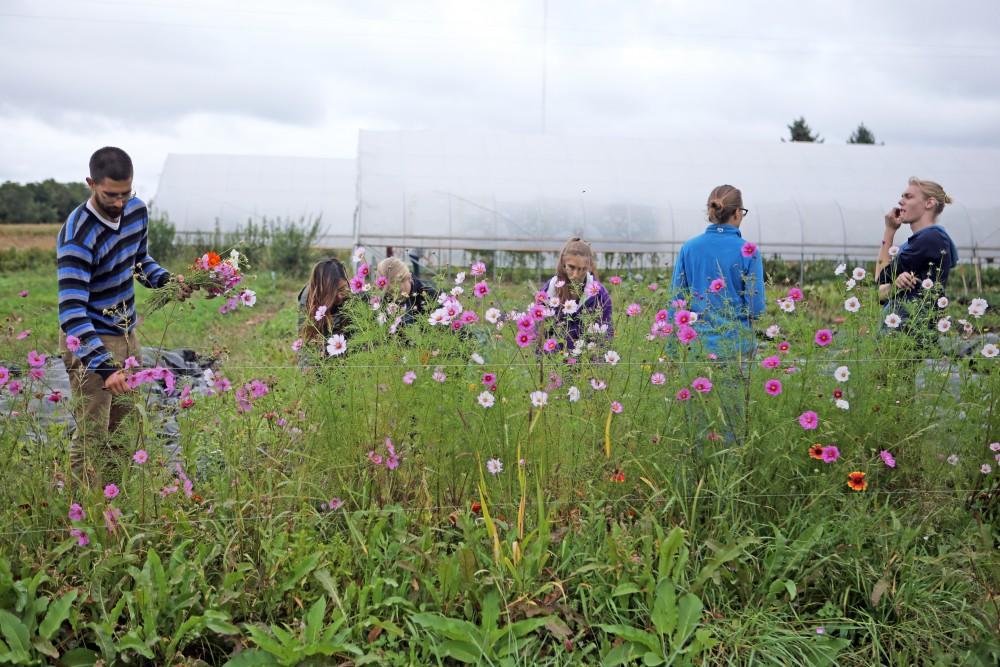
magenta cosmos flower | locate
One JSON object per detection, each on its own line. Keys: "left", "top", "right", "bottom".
{"left": 650, "top": 372, "right": 666, "bottom": 385}
{"left": 820, "top": 445, "right": 840, "bottom": 463}
{"left": 709, "top": 278, "right": 726, "bottom": 293}
{"left": 27, "top": 350, "right": 46, "bottom": 368}
{"left": 879, "top": 450, "right": 896, "bottom": 468}
{"left": 474, "top": 281, "right": 490, "bottom": 298}
{"left": 482, "top": 372, "right": 496, "bottom": 386}
{"left": 402, "top": 371, "right": 416, "bottom": 384}
{"left": 691, "top": 377, "right": 713, "bottom": 393}
{"left": 674, "top": 310, "right": 692, "bottom": 326}
{"left": 814, "top": 329, "right": 833, "bottom": 347}
{"left": 610, "top": 401, "right": 623, "bottom": 414}
{"left": 609, "top": 276, "right": 622, "bottom": 285}
{"left": 798, "top": 411, "right": 819, "bottom": 430}
{"left": 787, "top": 287, "right": 803, "bottom": 302}
{"left": 677, "top": 325, "right": 698, "bottom": 345}
{"left": 103, "top": 483, "right": 120, "bottom": 499}
{"left": 133, "top": 449, "right": 148, "bottom": 465}
{"left": 764, "top": 379, "right": 782, "bottom": 396}
{"left": 68, "top": 503, "right": 85, "bottom": 521}
{"left": 741, "top": 241, "right": 757, "bottom": 258}
{"left": 675, "top": 388, "right": 692, "bottom": 401}
{"left": 760, "top": 355, "right": 781, "bottom": 369}
{"left": 65, "top": 335, "right": 81, "bottom": 352}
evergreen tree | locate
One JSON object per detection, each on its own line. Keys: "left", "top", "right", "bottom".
{"left": 787, "top": 117, "right": 823, "bottom": 143}
{"left": 848, "top": 123, "right": 877, "bottom": 144}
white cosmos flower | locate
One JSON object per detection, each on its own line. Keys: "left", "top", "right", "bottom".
{"left": 477, "top": 391, "right": 495, "bottom": 408}
{"left": 454, "top": 271, "right": 466, "bottom": 284}
{"left": 835, "top": 398, "right": 850, "bottom": 410}
{"left": 351, "top": 246, "right": 366, "bottom": 263}
{"left": 937, "top": 296, "right": 949, "bottom": 309}
{"left": 604, "top": 350, "right": 620, "bottom": 365}
{"left": 471, "top": 352, "right": 485, "bottom": 365}
{"left": 765, "top": 324, "right": 780, "bottom": 339}
{"left": 834, "top": 366, "right": 850, "bottom": 382}
{"left": 547, "top": 296, "right": 561, "bottom": 307}
{"left": 845, "top": 278, "right": 856, "bottom": 291}
{"left": 887, "top": 245, "right": 899, "bottom": 257}
{"left": 844, "top": 297, "right": 861, "bottom": 313}
{"left": 486, "top": 457, "right": 503, "bottom": 474}
{"left": 484, "top": 308, "right": 501, "bottom": 324}
{"left": 562, "top": 300, "right": 579, "bottom": 315}
{"left": 922, "top": 278, "right": 934, "bottom": 290}
{"left": 969, "top": 298, "right": 989, "bottom": 318}
{"left": 982, "top": 343, "right": 999, "bottom": 358}
{"left": 326, "top": 334, "right": 347, "bottom": 356}
{"left": 937, "top": 317, "right": 951, "bottom": 333}
{"left": 530, "top": 390, "right": 549, "bottom": 408}
{"left": 567, "top": 386, "right": 580, "bottom": 402}
{"left": 834, "top": 263, "right": 846, "bottom": 276}
{"left": 590, "top": 323, "right": 609, "bottom": 335}
{"left": 778, "top": 298, "right": 796, "bottom": 313}
{"left": 852, "top": 267, "right": 866, "bottom": 281}
{"left": 884, "top": 313, "right": 902, "bottom": 329}
{"left": 450, "top": 286, "right": 464, "bottom": 296}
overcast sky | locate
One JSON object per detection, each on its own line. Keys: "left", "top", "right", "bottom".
{"left": 2, "top": 0, "right": 999, "bottom": 198}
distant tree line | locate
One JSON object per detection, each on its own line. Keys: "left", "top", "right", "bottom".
{"left": 0, "top": 179, "right": 89, "bottom": 223}
{"left": 785, "top": 117, "right": 881, "bottom": 145}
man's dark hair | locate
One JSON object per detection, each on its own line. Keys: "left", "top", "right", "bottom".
{"left": 89, "top": 147, "right": 133, "bottom": 183}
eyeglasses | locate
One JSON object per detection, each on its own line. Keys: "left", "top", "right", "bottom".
{"left": 98, "top": 190, "right": 135, "bottom": 202}
{"left": 739, "top": 208, "right": 750, "bottom": 217}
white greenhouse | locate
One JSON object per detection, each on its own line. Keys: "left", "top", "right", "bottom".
{"left": 152, "top": 154, "right": 357, "bottom": 246}
{"left": 354, "top": 130, "right": 1000, "bottom": 264}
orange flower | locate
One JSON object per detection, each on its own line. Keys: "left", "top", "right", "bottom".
{"left": 808, "top": 443, "right": 825, "bottom": 460}
{"left": 206, "top": 251, "right": 222, "bottom": 268}
{"left": 847, "top": 471, "right": 867, "bottom": 491}
{"left": 610, "top": 469, "right": 625, "bottom": 483}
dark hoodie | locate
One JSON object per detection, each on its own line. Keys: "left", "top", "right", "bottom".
{"left": 877, "top": 224, "right": 959, "bottom": 298}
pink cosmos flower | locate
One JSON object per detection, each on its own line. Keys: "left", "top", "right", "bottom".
{"left": 65, "top": 335, "right": 81, "bottom": 352}
{"left": 648, "top": 283, "right": 659, "bottom": 291}
{"left": 626, "top": 303, "right": 641, "bottom": 317}
{"left": 609, "top": 276, "right": 622, "bottom": 285}
{"left": 788, "top": 287, "right": 803, "bottom": 302}
{"left": 879, "top": 450, "right": 896, "bottom": 468}
{"left": 542, "top": 338, "right": 558, "bottom": 352}
{"left": 432, "top": 370, "right": 447, "bottom": 383}
{"left": 124, "top": 356, "right": 140, "bottom": 369}
{"left": 375, "top": 274, "right": 389, "bottom": 289}
{"left": 677, "top": 325, "right": 698, "bottom": 345}
{"left": 777, "top": 341, "right": 791, "bottom": 354}
{"left": 103, "top": 507, "right": 122, "bottom": 534}
{"left": 474, "top": 281, "right": 490, "bottom": 298}
{"left": 741, "top": 242, "right": 757, "bottom": 258}
{"left": 27, "top": 350, "right": 46, "bottom": 367}
{"left": 515, "top": 331, "right": 535, "bottom": 348}
{"left": 655, "top": 309, "right": 668, "bottom": 322}
{"left": 764, "top": 379, "right": 782, "bottom": 396}
{"left": 357, "top": 262, "right": 370, "bottom": 278}
{"left": 517, "top": 314, "right": 535, "bottom": 331}
{"left": 7, "top": 380, "right": 21, "bottom": 394}
{"left": 610, "top": 401, "right": 623, "bottom": 414}
{"left": 292, "top": 338, "right": 303, "bottom": 352}
{"left": 368, "top": 450, "right": 383, "bottom": 465}
{"left": 0, "top": 366, "right": 8, "bottom": 386}
{"left": 402, "top": 370, "right": 416, "bottom": 385}
{"left": 529, "top": 304, "right": 546, "bottom": 321}
{"left": 349, "top": 276, "right": 366, "bottom": 293}
{"left": 16, "top": 330, "right": 31, "bottom": 340}
{"left": 103, "top": 483, "right": 120, "bottom": 499}
{"left": 709, "top": 278, "right": 726, "bottom": 293}
{"left": 761, "top": 355, "right": 781, "bottom": 369}
{"left": 19, "top": 290, "right": 28, "bottom": 297}
{"left": 798, "top": 411, "right": 819, "bottom": 430}
{"left": 691, "top": 377, "right": 713, "bottom": 393}
{"left": 133, "top": 450, "right": 148, "bottom": 464}
{"left": 675, "top": 388, "right": 692, "bottom": 401}
{"left": 590, "top": 378, "right": 607, "bottom": 391}
{"left": 650, "top": 372, "right": 666, "bottom": 385}
{"left": 482, "top": 372, "right": 496, "bottom": 386}
{"left": 821, "top": 445, "right": 840, "bottom": 463}
{"left": 70, "top": 528, "right": 89, "bottom": 547}
{"left": 29, "top": 368, "right": 44, "bottom": 381}
{"left": 46, "top": 391, "right": 63, "bottom": 403}
{"left": 814, "top": 329, "right": 833, "bottom": 347}
{"left": 674, "top": 310, "right": 692, "bottom": 326}
{"left": 68, "top": 503, "right": 85, "bottom": 521}
{"left": 471, "top": 261, "right": 487, "bottom": 276}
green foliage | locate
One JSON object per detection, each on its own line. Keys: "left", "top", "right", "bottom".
{"left": 787, "top": 116, "right": 823, "bottom": 143}
{"left": 147, "top": 214, "right": 177, "bottom": 263}
{"left": 848, "top": 122, "right": 878, "bottom": 145}
{"left": 236, "top": 597, "right": 362, "bottom": 666}
{"left": 0, "top": 179, "right": 88, "bottom": 224}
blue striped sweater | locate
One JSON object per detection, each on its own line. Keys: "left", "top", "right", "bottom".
{"left": 57, "top": 198, "right": 169, "bottom": 379}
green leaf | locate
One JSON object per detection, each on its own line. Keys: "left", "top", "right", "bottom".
{"left": 504, "top": 615, "right": 552, "bottom": 640}
{"left": 203, "top": 610, "right": 240, "bottom": 635}
{"left": 59, "top": 647, "right": 100, "bottom": 666}
{"left": 602, "top": 641, "right": 639, "bottom": 666}
{"left": 31, "top": 638, "right": 58, "bottom": 659}
{"left": 437, "top": 639, "right": 481, "bottom": 663}
{"left": 650, "top": 579, "right": 676, "bottom": 638}
{"left": 222, "top": 648, "right": 281, "bottom": 666}
{"left": 116, "top": 631, "right": 156, "bottom": 659}
{"left": 411, "top": 613, "right": 480, "bottom": 643}
{"left": 611, "top": 582, "right": 642, "bottom": 597}
{"left": 596, "top": 624, "right": 660, "bottom": 653}
{"left": 278, "top": 553, "right": 321, "bottom": 594}
{"left": 0, "top": 610, "right": 30, "bottom": 656}
{"left": 304, "top": 597, "right": 326, "bottom": 647}
{"left": 672, "top": 594, "right": 703, "bottom": 648}
{"left": 642, "top": 651, "right": 666, "bottom": 665}
{"left": 480, "top": 592, "right": 499, "bottom": 635}
{"left": 39, "top": 589, "right": 78, "bottom": 640}
{"left": 657, "top": 527, "right": 686, "bottom": 581}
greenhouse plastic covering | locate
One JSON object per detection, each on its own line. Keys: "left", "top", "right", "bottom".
{"left": 152, "top": 154, "right": 357, "bottom": 245}
{"left": 356, "top": 130, "right": 1000, "bottom": 261}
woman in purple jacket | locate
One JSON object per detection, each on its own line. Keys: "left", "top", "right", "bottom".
{"left": 541, "top": 237, "right": 614, "bottom": 353}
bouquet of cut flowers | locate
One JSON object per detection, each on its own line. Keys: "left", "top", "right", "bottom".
{"left": 145, "top": 249, "right": 250, "bottom": 313}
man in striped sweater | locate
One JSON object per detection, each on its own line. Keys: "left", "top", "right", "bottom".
{"left": 57, "top": 147, "right": 188, "bottom": 478}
